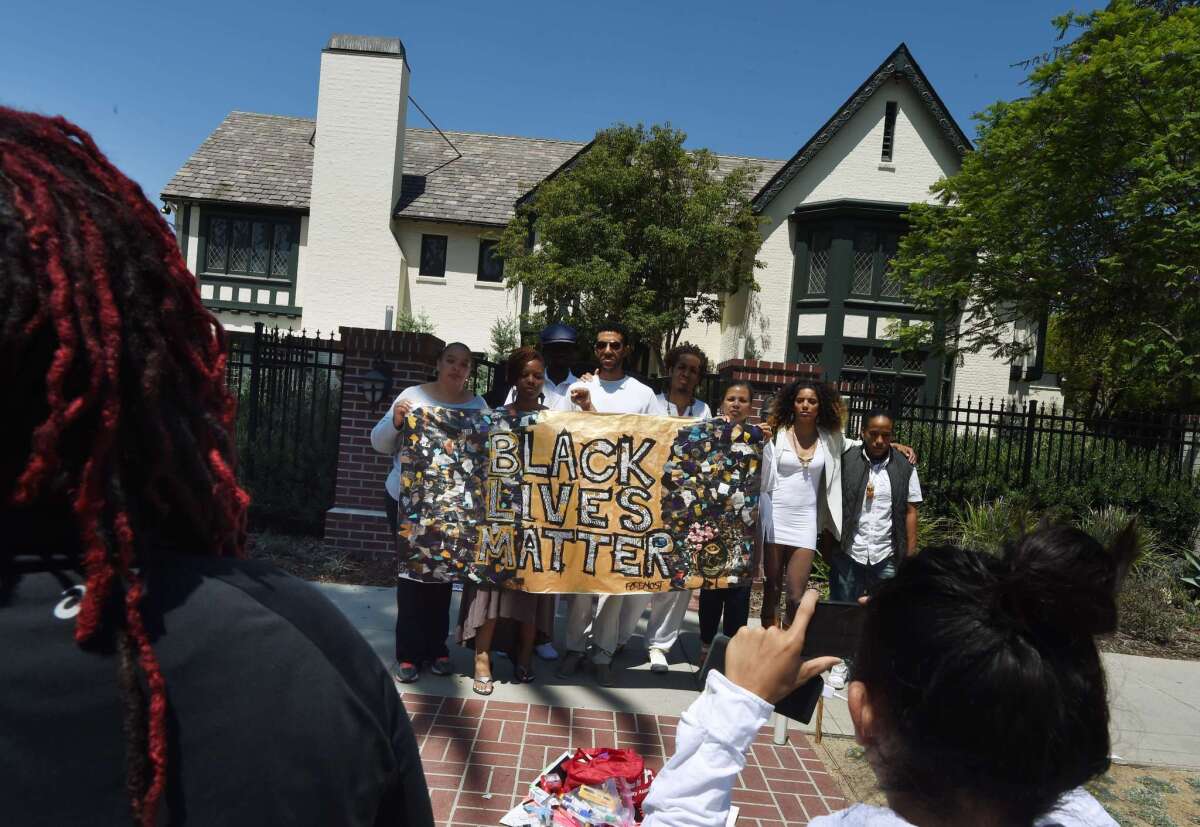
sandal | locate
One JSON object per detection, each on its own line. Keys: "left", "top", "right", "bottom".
{"left": 472, "top": 675, "right": 495, "bottom": 696}
{"left": 514, "top": 664, "right": 536, "bottom": 684}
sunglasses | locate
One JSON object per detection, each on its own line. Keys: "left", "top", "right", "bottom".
{"left": 593, "top": 341, "right": 624, "bottom": 352}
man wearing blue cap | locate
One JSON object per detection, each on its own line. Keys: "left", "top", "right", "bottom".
{"left": 503, "top": 322, "right": 580, "bottom": 408}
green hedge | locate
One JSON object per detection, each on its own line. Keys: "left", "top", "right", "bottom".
{"left": 894, "top": 422, "right": 1200, "bottom": 551}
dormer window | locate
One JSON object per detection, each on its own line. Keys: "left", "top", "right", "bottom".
{"left": 881, "top": 101, "right": 898, "bottom": 162}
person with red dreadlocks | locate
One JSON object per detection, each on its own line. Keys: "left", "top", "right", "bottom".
{"left": 0, "top": 106, "right": 434, "bottom": 827}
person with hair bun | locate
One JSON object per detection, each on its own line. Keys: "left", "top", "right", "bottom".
{"left": 643, "top": 524, "right": 1133, "bottom": 827}
{"left": 456, "top": 347, "right": 557, "bottom": 694}
{"left": 372, "top": 340, "right": 487, "bottom": 684}
{"left": 0, "top": 107, "right": 431, "bottom": 826}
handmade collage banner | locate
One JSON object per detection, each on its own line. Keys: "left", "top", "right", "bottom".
{"left": 395, "top": 409, "right": 763, "bottom": 593}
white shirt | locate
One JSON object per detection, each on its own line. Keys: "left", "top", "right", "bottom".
{"left": 369, "top": 384, "right": 488, "bottom": 502}
{"left": 502, "top": 370, "right": 578, "bottom": 407}
{"left": 566, "top": 373, "right": 667, "bottom": 415}
{"left": 642, "top": 673, "right": 1117, "bottom": 827}
{"left": 655, "top": 391, "right": 712, "bottom": 420}
{"left": 848, "top": 450, "right": 922, "bottom": 566}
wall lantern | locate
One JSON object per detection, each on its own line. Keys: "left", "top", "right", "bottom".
{"left": 360, "top": 363, "right": 394, "bottom": 409}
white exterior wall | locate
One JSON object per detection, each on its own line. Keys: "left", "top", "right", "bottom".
{"left": 952, "top": 346, "right": 1014, "bottom": 403}
{"left": 184, "top": 207, "right": 200, "bottom": 273}
{"left": 300, "top": 48, "right": 410, "bottom": 333}
{"left": 398, "top": 221, "right": 521, "bottom": 352}
{"left": 745, "top": 80, "right": 962, "bottom": 365}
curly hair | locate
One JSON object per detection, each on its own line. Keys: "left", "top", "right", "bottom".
{"left": 767, "top": 378, "right": 845, "bottom": 433}
{"left": 0, "top": 106, "right": 248, "bottom": 825}
{"left": 664, "top": 342, "right": 708, "bottom": 376}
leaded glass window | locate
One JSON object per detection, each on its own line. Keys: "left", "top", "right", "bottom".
{"left": 208, "top": 218, "right": 228, "bottom": 271}
{"left": 796, "top": 345, "right": 821, "bottom": 365}
{"left": 229, "top": 220, "right": 250, "bottom": 272}
{"left": 247, "top": 222, "right": 269, "bottom": 274}
{"left": 844, "top": 346, "right": 869, "bottom": 368}
{"left": 851, "top": 230, "right": 875, "bottom": 296}
{"left": 270, "top": 225, "right": 293, "bottom": 276}
{"left": 807, "top": 231, "right": 829, "bottom": 295}
{"left": 880, "top": 234, "right": 903, "bottom": 298}
{"left": 203, "top": 213, "right": 299, "bottom": 281}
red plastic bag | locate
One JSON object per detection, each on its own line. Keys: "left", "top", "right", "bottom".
{"left": 562, "top": 748, "right": 654, "bottom": 807}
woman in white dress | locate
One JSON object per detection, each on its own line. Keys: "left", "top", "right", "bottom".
{"left": 759, "top": 379, "right": 844, "bottom": 627}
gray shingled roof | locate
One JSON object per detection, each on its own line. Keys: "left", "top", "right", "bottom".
{"left": 163, "top": 111, "right": 785, "bottom": 226}
{"left": 163, "top": 112, "right": 314, "bottom": 210}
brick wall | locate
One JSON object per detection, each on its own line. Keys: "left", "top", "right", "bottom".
{"left": 716, "top": 358, "right": 823, "bottom": 422}
{"left": 324, "top": 327, "right": 443, "bottom": 559}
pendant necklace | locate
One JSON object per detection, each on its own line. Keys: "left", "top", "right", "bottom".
{"left": 787, "top": 428, "right": 817, "bottom": 470}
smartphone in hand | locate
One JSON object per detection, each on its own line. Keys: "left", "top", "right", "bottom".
{"left": 699, "top": 600, "right": 865, "bottom": 723}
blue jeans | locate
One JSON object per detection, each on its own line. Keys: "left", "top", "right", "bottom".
{"left": 829, "top": 554, "right": 896, "bottom": 601}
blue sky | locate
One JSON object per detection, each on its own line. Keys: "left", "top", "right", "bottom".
{"left": 2, "top": 0, "right": 1105, "bottom": 207}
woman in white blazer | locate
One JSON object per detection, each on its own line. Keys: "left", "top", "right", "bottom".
{"left": 759, "top": 380, "right": 913, "bottom": 626}
{"left": 759, "top": 380, "right": 848, "bottom": 627}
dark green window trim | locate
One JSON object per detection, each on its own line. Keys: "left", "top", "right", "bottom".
{"left": 195, "top": 207, "right": 302, "bottom": 315}
{"left": 477, "top": 239, "right": 503, "bottom": 282}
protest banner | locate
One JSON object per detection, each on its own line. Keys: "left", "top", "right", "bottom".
{"left": 395, "top": 409, "right": 762, "bottom": 593}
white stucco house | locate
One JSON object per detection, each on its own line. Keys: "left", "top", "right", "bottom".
{"left": 162, "top": 34, "right": 1054, "bottom": 405}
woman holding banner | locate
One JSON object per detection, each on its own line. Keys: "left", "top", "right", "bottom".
{"left": 456, "top": 347, "right": 557, "bottom": 694}
{"left": 371, "top": 342, "right": 487, "bottom": 684}
{"left": 696, "top": 381, "right": 760, "bottom": 665}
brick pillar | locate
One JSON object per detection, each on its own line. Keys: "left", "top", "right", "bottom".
{"left": 324, "top": 327, "right": 443, "bottom": 559}
{"left": 716, "top": 358, "right": 823, "bottom": 423}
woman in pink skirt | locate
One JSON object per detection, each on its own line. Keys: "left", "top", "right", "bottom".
{"left": 457, "top": 347, "right": 557, "bottom": 694}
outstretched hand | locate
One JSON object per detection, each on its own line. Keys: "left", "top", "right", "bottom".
{"left": 724, "top": 590, "right": 841, "bottom": 704}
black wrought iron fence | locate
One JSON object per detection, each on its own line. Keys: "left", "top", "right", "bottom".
{"left": 838, "top": 389, "right": 1200, "bottom": 491}
{"left": 225, "top": 323, "right": 343, "bottom": 532}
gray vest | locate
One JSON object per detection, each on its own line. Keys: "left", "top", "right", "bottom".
{"left": 839, "top": 447, "right": 913, "bottom": 560}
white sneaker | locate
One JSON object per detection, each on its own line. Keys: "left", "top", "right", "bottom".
{"left": 536, "top": 642, "right": 559, "bottom": 661}
{"left": 827, "top": 662, "right": 848, "bottom": 690}
{"left": 648, "top": 648, "right": 670, "bottom": 673}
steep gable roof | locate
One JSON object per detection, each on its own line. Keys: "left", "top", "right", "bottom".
{"left": 752, "top": 43, "right": 972, "bottom": 212}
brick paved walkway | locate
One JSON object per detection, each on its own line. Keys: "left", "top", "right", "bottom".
{"left": 402, "top": 691, "right": 848, "bottom": 826}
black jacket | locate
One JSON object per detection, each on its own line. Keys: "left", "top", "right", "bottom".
{"left": 0, "top": 551, "right": 433, "bottom": 827}
{"left": 839, "top": 446, "right": 915, "bottom": 560}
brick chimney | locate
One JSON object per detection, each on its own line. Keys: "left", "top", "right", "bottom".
{"left": 300, "top": 34, "right": 409, "bottom": 332}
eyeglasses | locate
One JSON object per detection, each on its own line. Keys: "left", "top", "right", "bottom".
{"left": 593, "top": 341, "right": 623, "bottom": 352}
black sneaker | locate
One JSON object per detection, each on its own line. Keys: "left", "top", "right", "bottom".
{"left": 429, "top": 657, "right": 453, "bottom": 676}
{"left": 392, "top": 661, "right": 419, "bottom": 683}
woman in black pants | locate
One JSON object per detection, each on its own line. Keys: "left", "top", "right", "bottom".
{"left": 371, "top": 342, "right": 487, "bottom": 683}
{"left": 697, "top": 381, "right": 762, "bottom": 663}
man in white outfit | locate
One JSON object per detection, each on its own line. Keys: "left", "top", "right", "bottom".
{"left": 556, "top": 321, "right": 666, "bottom": 686}
{"left": 621, "top": 343, "right": 713, "bottom": 673}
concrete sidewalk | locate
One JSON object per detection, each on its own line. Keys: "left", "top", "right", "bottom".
{"left": 314, "top": 582, "right": 1200, "bottom": 770}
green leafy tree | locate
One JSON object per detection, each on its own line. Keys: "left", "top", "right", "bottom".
{"left": 892, "top": 1, "right": 1200, "bottom": 417}
{"left": 486, "top": 316, "right": 520, "bottom": 362}
{"left": 497, "top": 123, "right": 763, "bottom": 366}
